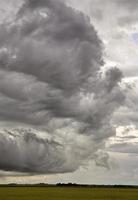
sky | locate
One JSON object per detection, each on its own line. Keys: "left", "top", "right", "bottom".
{"left": 0, "top": 0, "right": 137, "bottom": 185}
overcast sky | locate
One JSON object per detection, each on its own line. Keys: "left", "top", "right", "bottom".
{"left": 0, "top": 0, "right": 137, "bottom": 185}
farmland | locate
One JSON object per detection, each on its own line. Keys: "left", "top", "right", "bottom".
{"left": 0, "top": 186, "right": 138, "bottom": 200}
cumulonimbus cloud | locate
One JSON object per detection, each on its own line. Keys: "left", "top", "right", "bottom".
{"left": 0, "top": 0, "right": 125, "bottom": 174}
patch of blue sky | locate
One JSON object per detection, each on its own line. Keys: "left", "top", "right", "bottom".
{"left": 132, "top": 33, "right": 138, "bottom": 44}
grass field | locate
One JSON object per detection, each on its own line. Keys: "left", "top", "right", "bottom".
{"left": 0, "top": 187, "right": 138, "bottom": 200}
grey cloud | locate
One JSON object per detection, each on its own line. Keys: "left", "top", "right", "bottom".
{"left": 109, "top": 142, "right": 138, "bottom": 154}
{"left": 0, "top": 128, "right": 109, "bottom": 173}
{"left": 69, "top": 0, "right": 138, "bottom": 29}
{"left": 116, "top": 0, "right": 138, "bottom": 10}
{"left": 115, "top": 0, "right": 138, "bottom": 26}
{"left": 94, "top": 150, "right": 110, "bottom": 169}
{"left": 113, "top": 81, "right": 138, "bottom": 127}
{"left": 0, "top": 0, "right": 125, "bottom": 174}
{"left": 0, "top": 129, "right": 67, "bottom": 173}
{"left": 74, "top": 0, "right": 138, "bottom": 28}
{"left": 101, "top": 0, "right": 138, "bottom": 26}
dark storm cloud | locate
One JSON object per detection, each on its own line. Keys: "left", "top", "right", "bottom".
{"left": 0, "top": 129, "right": 68, "bottom": 173}
{"left": 0, "top": 0, "right": 125, "bottom": 174}
{"left": 0, "top": 128, "right": 111, "bottom": 173}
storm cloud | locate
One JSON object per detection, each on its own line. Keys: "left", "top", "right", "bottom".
{"left": 0, "top": 0, "right": 125, "bottom": 174}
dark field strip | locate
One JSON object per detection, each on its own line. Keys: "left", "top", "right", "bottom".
{"left": 0, "top": 187, "right": 138, "bottom": 200}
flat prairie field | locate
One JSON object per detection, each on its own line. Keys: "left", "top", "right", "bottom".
{"left": 0, "top": 187, "right": 138, "bottom": 200}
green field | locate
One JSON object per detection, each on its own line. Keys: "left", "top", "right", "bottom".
{"left": 0, "top": 187, "right": 138, "bottom": 200}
